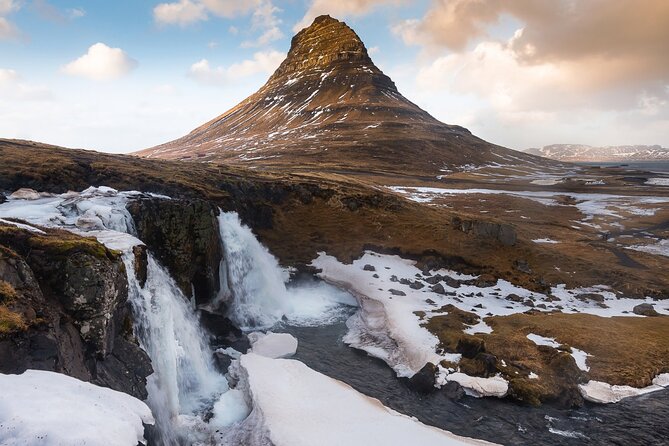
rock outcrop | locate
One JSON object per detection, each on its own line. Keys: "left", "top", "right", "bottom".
{"left": 451, "top": 216, "right": 517, "bottom": 247}
{"left": 127, "top": 197, "right": 223, "bottom": 306}
{"left": 0, "top": 223, "right": 152, "bottom": 399}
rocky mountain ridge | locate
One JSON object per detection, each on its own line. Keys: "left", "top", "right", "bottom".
{"left": 526, "top": 144, "right": 669, "bottom": 162}
{"left": 137, "top": 15, "right": 544, "bottom": 177}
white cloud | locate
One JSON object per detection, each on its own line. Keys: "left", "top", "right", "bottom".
{"left": 153, "top": 0, "right": 207, "bottom": 27}
{"left": 68, "top": 8, "right": 86, "bottom": 19}
{"left": 0, "top": 68, "right": 52, "bottom": 101}
{"left": 61, "top": 43, "right": 138, "bottom": 81}
{"left": 294, "top": 0, "right": 404, "bottom": 32}
{"left": 188, "top": 50, "right": 284, "bottom": 85}
{"left": 241, "top": 1, "right": 283, "bottom": 47}
{"left": 0, "top": 0, "right": 19, "bottom": 16}
{"left": 200, "top": 0, "right": 255, "bottom": 18}
{"left": 0, "top": 0, "right": 19, "bottom": 39}
{"left": 0, "top": 16, "right": 16, "bottom": 39}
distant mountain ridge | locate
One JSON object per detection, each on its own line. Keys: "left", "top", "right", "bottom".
{"left": 137, "top": 15, "right": 547, "bottom": 177}
{"left": 525, "top": 144, "right": 669, "bottom": 162}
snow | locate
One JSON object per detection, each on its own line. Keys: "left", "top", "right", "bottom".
{"left": 388, "top": 186, "right": 669, "bottom": 223}
{"left": 529, "top": 372, "right": 539, "bottom": 380}
{"left": 463, "top": 320, "right": 493, "bottom": 335}
{"left": 526, "top": 333, "right": 560, "bottom": 348}
{"left": 530, "top": 178, "right": 562, "bottom": 186}
{"left": 533, "top": 238, "right": 560, "bottom": 244}
{"left": 249, "top": 332, "right": 298, "bottom": 359}
{"left": 570, "top": 347, "right": 591, "bottom": 372}
{"left": 579, "top": 379, "right": 666, "bottom": 404}
{"left": 220, "top": 353, "right": 498, "bottom": 446}
{"left": 311, "top": 250, "right": 668, "bottom": 393}
{"left": 0, "top": 218, "right": 46, "bottom": 234}
{"left": 652, "top": 373, "right": 669, "bottom": 387}
{"left": 526, "top": 333, "right": 590, "bottom": 371}
{"left": 626, "top": 239, "right": 669, "bottom": 257}
{"left": 0, "top": 370, "right": 154, "bottom": 446}
{"left": 646, "top": 177, "right": 669, "bottom": 186}
{"left": 445, "top": 373, "right": 508, "bottom": 398}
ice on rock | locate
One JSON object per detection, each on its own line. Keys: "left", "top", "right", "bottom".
{"left": 219, "top": 353, "right": 498, "bottom": 446}
{"left": 446, "top": 373, "right": 509, "bottom": 398}
{"left": 8, "top": 188, "right": 43, "bottom": 200}
{"left": 652, "top": 373, "right": 669, "bottom": 387}
{"left": 249, "top": 332, "right": 298, "bottom": 359}
{"left": 579, "top": 380, "right": 665, "bottom": 404}
{"left": 0, "top": 370, "right": 154, "bottom": 446}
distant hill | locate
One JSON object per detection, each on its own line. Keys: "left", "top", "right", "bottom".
{"left": 525, "top": 144, "right": 669, "bottom": 162}
{"left": 137, "top": 15, "right": 548, "bottom": 177}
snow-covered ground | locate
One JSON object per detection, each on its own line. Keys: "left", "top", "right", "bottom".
{"left": 646, "top": 177, "right": 669, "bottom": 186}
{"left": 0, "top": 370, "right": 154, "bottom": 446}
{"left": 218, "top": 353, "right": 497, "bottom": 446}
{"left": 311, "top": 250, "right": 669, "bottom": 399}
{"left": 626, "top": 239, "right": 669, "bottom": 257}
{"left": 388, "top": 186, "right": 669, "bottom": 226}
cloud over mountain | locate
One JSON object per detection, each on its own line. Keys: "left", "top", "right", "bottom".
{"left": 61, "top": 43, "right": 138, "bottom": 81}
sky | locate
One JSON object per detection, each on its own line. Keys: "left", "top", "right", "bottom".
{"left": 0, "top": 0, "right": 668, "bottom": 154}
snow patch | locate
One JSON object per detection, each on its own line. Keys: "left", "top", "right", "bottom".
{"left": 249, "top": 332, "right": 298, "bottom": 359}
{"left": 219, "top": 353, "right": 498, "bottom": 445}
{"left": 579, "top": 379, "right": 665, "bottom": 404}
{"left": 0, "top": 370, "right": 154, "bottom": 446}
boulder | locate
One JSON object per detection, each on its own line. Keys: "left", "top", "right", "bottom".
{"left": 409, "top": 281, "right": 425, "bottom": 290}
{"left": 407, "top": 362, "right": 437, "bottom": 393}
{"left": 633, "top": 303, "right": 660, "bottom": 317}
{"left": 452, "top": 216, "right": 517, "bottom": 247}
{"left": 431, "top": 283, "right": 446, "bottom": 295}
{"left": 389, "top": 289, "right": 406, "bottom": 296}
{"left": 456, "top": 336, "right": 486, "bottom": 359}
{"left": 363, "top": 264, "right": 376, "bottom": 271}
{"left": 9, "top": 188, "right": 42, "bottom": 200}
{"left": 475, "top": 274, "right": 497, "bottom": 288}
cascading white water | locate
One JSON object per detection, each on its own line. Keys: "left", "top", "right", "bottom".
{"left": 123, "top": 253, "right": 227, "bottom": 444}
{"left": 217, "top": 212, "right": 357, "bottom": 330}
{"left": 217, "top": 212, "right": 290, "bottom": 329}
{"left": 1, "top": 188, "right": 357, "bottom": 445}
{"left": 0, "top": 188, "right": 228, "bottom": 445}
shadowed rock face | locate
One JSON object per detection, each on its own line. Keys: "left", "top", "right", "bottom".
{"left": 137, "top": 15, "right": 543, "bottom": 176}
{"left": 0, "top": 224, "right": 152, "bottom": 399}
{"left": 127, "top": 198, "right": 222, "bottom": 307}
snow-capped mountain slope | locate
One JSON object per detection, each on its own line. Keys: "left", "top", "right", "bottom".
{"left": 137, "top": 15, "right": 546, "bottom": 176}
{"left": 526, "top": 144, "right": 669, "bottom": 162}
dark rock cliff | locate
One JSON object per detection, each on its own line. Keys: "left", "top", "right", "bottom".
{"left": 127, "top": 197, "right": 223, "bottom": 307}
{"left": 0, "top": 223, "right": 152, "bottom": 399}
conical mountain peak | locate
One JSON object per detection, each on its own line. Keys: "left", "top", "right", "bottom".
{"left": 269, "top": 15, "right": 372, "bottom": 80}
{"left": 137, "top": 16, "right": 536, "bottom": 177}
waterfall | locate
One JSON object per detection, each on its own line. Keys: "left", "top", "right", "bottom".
{"left": 124, "top": 253, "right": 227, "bottom": 444}
{"left": 217, "top": 212, "right": 290, "bottom": 329}
{"left": 0, "top": 188, "right": 357, "bottom": 445}
{"left": 217, "top": 212, "right": 357, "bottom": 330}
{"left": 0, "top": 188, "right": 228, "bottom": 445}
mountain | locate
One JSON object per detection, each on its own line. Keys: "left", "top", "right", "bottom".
{"left": 137, "top": 15, "right": 543, "bottom": 177}
{"left": 526, "top": 144, "right": 669, "bottom": 162}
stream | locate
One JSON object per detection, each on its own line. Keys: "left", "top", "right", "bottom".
{"left": 279, "top": 314, "right": 669, "bottom": 446}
